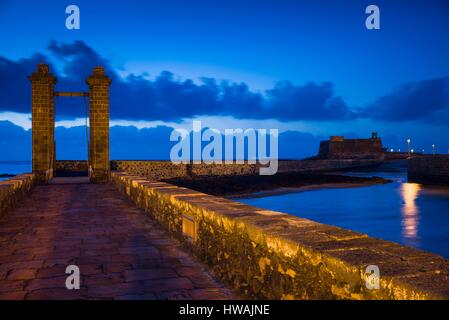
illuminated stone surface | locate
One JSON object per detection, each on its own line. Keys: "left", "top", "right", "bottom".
{"left": 0, "top": 177, "right": 234, "bottom": 300}
{"left": 112, "top": 172, "right": 449, "bottom": 300}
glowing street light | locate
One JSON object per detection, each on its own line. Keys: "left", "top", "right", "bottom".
{"left": 432, "top": 144, "right": 436, "bottom": 155}
{"left": 407, "top": 139, "right": 411, "bottom": 157}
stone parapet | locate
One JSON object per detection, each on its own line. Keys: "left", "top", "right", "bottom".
{"left": 106, "top": 159, "right": 382, "bottom": 180}
{"left": 57, "top": 159, "right": 384, "bottom": 180}
{"left": 0, "top": 174, "right": 36, "bottom": 219}
{"left": 111, "top": 172, "right": 449, "bottom": 300}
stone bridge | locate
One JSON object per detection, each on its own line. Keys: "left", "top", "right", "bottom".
{"left": 1, "top": 64, "right": 449, "bottom": 300}
{"left": 0, "top": 177, "right": 234, "bottom": 299}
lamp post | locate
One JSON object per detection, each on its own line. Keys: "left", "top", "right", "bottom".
{"left": 432, "top": 144, "right": 436, "bottom": 156}
{"left": 407, "top": 139, "right": 411, "bottom": 158}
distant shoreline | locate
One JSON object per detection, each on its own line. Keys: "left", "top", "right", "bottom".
{"left": 231, "top": 182, "right": 376, "bottom": 199}
{"left": 164, "top": 172, "right": 391, "bottom": 198}
{"left": 0, "top": 174, "right": 16, "bottom": 178}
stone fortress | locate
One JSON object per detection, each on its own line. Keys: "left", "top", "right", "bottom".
{"left": 318, "top": 133, "right": 384, "bottom": 160}
{"left": 1, "top": 64, "right": 449, "bottom": 300}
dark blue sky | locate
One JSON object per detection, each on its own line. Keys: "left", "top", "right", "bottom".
{"left": 1, "top": 0, "right": 449, "bottom": 159}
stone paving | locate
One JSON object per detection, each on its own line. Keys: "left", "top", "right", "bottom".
{"left": 0, "top": 178, "right": 235, "bottom": 300}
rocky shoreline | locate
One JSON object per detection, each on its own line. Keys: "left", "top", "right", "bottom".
{"left": 164, "top": 172, "right": 391, "bottom": 197}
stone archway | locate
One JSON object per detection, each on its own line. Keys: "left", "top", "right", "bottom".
{"left": 29, "top": 64, "right": 111, "bottom": 183}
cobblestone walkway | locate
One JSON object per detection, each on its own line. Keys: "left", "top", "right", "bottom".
{"left": 0, "top": 178, "right": 235, "bottom": 300}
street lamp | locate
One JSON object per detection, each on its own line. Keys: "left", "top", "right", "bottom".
{"left": 432, "top": 144, "right": 436, "bottom": 155}
{"left": 407, "top": 139, "right": 411, "bottom": 157}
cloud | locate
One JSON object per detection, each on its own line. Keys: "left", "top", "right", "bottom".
{"left": 360, "top": 76, "right": 449, "bottom": 123}
{"left": 4, "top": 41, "right": 447, "bottom": 125}
{"left": 265, "top": 81, "right": 355, "bottom": 121}
{"left": 0, "top": 54, "right": 50, "bottom": 113}
{"left": 0, "top": 41, "right": 354, "bottom": 122}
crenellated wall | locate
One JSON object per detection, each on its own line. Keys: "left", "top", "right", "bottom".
{"left": 111, "top": 172, "right": 449, "bottom": 300}
{"left": 408, "top": 155, "right": 449, "bottom": 184}
{"left": 0, "top": 174, "right": 36, "bottom": 219}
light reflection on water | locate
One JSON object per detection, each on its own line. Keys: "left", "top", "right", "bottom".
{"left": 237, "top": 161, "right": 449, "bottom": 259}
{"left": 400, "top": 183, "right": 421, "bottom": 246}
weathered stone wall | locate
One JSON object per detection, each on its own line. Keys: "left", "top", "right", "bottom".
{"left": 111, "top": 172, "right": 449, "bottom": 300}
{"left": 110, "top": 159, "right": 382, "bottom": 179}
{"left": 110, "top": 161, "right": 188, "bottom": 180}
{"left": 56, "top": 160, "right": 89, "bottom": 172}
{"left": 110, "top": 161, "right": 259, "bottom": 179}
{"left": 0, "top": 174, "right": 35, "bottom": 219}
{"left": 409, "top": 155, "right": 449, "bottom": 184}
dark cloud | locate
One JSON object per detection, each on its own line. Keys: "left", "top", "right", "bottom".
{"left": 0, "top": 54, "right": 50, "bottom": 113}
{"left": 0, "top": 41, "right": 354, "bottom": 122}
{"left": 265, "top": 81, "right": 355, "bottom": 121}
{"left": 4, "top": 41, "right": 447, "bottom": 124}
{"left": 360, "top": 77, "right": 449, "bottom": 123}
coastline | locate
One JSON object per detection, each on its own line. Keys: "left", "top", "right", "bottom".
{"left": 165, "top": 172, "right": 391, "bottom": 197}
{"left": 0, "top": 174, "right": 15, "bottom": 178}
{"left": 230, "top": 182, "right": 375, "bottom": 199}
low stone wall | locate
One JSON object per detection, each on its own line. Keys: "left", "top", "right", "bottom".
{"left": 409, "top": 155, "right": 449, "bottom": 184}
{"left": 55, "top": 160, "right": 89, "bottom": 177}
{"left": 54, "top": 159, "right": 381, "bottom": 181}
{"left": 111, "top": 161, "right": 188, "bottom": 180}
{"left": 111, "top": 172, "right": 449, "bottom": 300}
{"left": 56, "top": 160, "right": 89, "bottom": 172}
{"left": 0, "top": 174, "right": 35, "bottom": 219}
{"left": 110, "top": 161, "right": 260, "bottom": 179}
{"left": 111, "top": 160, "right": 383, "bottom": 180}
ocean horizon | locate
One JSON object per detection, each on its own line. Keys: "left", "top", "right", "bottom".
{"left": 0, "top": 161, "right": 32, "bottom": 179}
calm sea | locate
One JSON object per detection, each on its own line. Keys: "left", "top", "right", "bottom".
{"left": 0, "top": 161, "right": 31, "bottom": 181}
{"left": 236, "top": 161, "right": 449, "bottom": 259}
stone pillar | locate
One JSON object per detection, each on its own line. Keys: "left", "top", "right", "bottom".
{"left": 29, "top": 64, "right": 56, "bottom": 184}
{"left": 86, "top": 67, "right": 111, "bottom": 183}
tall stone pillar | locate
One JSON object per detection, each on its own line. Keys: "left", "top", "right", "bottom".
{"left": 86, "top": 67, "right": 111, "bottom": 183}
{"left": 29, "top": 64, "right": 56, "bottom": 184}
